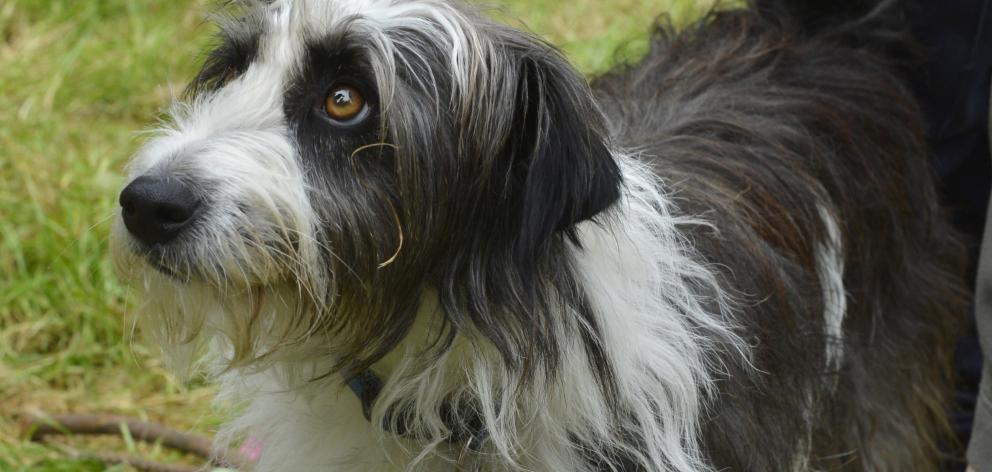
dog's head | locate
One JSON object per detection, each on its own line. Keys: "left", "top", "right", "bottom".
{"left": 111, "top": 0, "right": 621, "bottom": 373}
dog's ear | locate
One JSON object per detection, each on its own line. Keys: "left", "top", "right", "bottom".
{"left": 505, "top": 45, "right": 623, "bottom": 259}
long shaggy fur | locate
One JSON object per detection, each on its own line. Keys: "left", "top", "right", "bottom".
{"left": 111, "top": 0, "right": 966, "bottom": 470}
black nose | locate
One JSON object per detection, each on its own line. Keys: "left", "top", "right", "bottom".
{"left": 119, "top": 176, "right": 202, "bottom": 246}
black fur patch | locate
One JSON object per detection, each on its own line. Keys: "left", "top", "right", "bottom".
{"left": 186, "top": 7, "right": 266, "bottom": 97}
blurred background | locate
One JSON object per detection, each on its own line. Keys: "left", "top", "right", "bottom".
{"left": 0, "top": 0, "right": 713, "bottom": 470}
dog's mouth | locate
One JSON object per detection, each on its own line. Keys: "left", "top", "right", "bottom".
{"left": 131, "top": 238, "right": 299, "bottom": 288}
{"left": 112, "top": 208, "right": 308, "bottom": 290}
{"left": 138, "top": 246, "right": 191, "bottom": 282}
{"left": 147, "top": 257, "right": 183, "bottom": 280}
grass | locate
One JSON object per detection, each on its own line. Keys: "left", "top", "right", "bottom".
{"left": 0, "top": 0, "right": 711, "bottom": 470}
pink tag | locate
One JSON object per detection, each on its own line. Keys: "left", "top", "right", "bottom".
{"left": 239, "top": 434, "right": 265, "bottom": 462}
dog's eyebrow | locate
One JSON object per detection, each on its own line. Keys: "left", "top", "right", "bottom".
{"left": 295, "top": 30, "right": 375, "bottom": 81}
{"left": 185, "top": 13, "right": 265, "bottom": 97}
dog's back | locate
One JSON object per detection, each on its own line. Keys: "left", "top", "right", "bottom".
{"left": 595, "top": 2, "right": 966, "bottom": 470}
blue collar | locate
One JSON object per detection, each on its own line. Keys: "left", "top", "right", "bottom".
{"left": 345, "top": 369, "right": 384, "bottom": 422}
{"left": 343, "top": 369, "right": 488, "bottom": 449}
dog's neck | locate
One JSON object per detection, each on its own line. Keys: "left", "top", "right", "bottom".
{"left": 373, "top": 289, "right": 464, "bottom": 373}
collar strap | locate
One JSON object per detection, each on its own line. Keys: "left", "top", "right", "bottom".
{"left": 344, "top": 369, "right": 488, "bottom": 450}
{"left": 345, "top": 369, "right": 383, "bottom": 422}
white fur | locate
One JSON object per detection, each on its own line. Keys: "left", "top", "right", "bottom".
{"left": 566, "top": 157, "right": 745, "bottom": 472}
{"left": 786, "top": 206, "right": 845, "bottom": 472}
{"left": 816, "top": 206, "right": 846, "bottom": 369}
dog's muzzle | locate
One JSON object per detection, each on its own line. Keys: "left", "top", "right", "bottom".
{"left": 119, "top": 175, "right": 202, "bottom": 247}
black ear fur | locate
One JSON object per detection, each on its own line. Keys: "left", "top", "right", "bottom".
{"left": 509, "top": 49, "right": 623, "bottom": 260}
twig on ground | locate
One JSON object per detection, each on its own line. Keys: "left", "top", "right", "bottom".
{"left": 45, "top": 441, "right": 201, "bottom": 472}
{"left": 18, "top": 411, "right": 247, "bottom": 471}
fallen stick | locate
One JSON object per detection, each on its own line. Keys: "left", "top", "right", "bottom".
{"left": 19, "top": 412, "right": 247, "bottom": 470}
{"left": 45, "top": 442, "right": 201, "bottom": 472}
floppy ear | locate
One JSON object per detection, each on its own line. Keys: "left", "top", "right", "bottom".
{"left": 507, "top": 47, "right": 623, "bottom": 259}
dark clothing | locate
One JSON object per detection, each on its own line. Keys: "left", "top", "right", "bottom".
{"left": 973, "top": 161, "right": 992, "bottom": 469}
{"left": 968, "top": 77, "right": 992, "bottom": 468}
{"left": 906, "top": 1, "right": 992, "bottom": 469}
{"left": 908, "top": 1, "right": 992, "bottom": 250}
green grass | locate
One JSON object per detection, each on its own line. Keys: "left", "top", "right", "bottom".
{"left": 0, "top": 0, "right": 711, "bottom": 470}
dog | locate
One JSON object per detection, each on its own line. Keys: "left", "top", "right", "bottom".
{"left": 110, "top": 0, "right": 966, "bottom": 470}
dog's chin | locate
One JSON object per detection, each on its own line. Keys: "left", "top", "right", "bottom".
{"left": 110, "top": 238, "right": 194, "bottom": 283}
{"left": 142, "top": 253, "right": 285, "bottom": 289}
{"left": 113, "top": 238, "right": 283, "bottom": 291}
{"left": 145, "top": 256, "right": 188, "bottom": 282}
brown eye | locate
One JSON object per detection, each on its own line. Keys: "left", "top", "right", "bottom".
{"left": 324, "top": 85, "right": 367, "bottom": 122}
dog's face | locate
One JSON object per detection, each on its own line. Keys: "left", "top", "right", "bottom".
{"left": 111, "top": 0, "right": 621, "bottom": 372}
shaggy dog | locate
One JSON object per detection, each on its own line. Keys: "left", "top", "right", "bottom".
{"left": 111, "top": 0, "right": 966, "bottom": 470}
